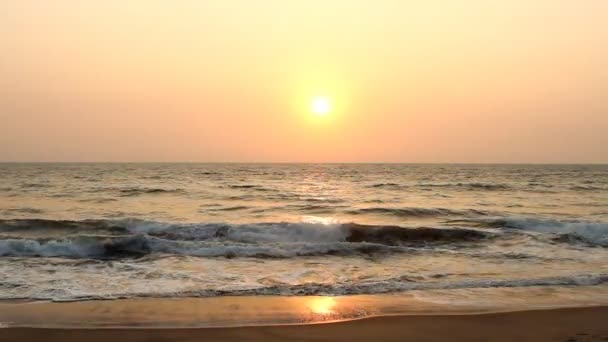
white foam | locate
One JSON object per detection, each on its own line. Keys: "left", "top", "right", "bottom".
{"left": 499, "top": 217, "right": 608, "bottom": 246}
{"left": 0, "top": 238, "right": 103, "bottom": 258}
{"left": 0, "top": 234, "right": 397, "bottom": 259}
{"left": 120, "top": 220, "right": 349, "bottom": 243}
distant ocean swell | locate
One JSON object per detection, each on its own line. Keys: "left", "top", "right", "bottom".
{"left": 346, "top": 207, "right": 492, "bottom": 217}
{"left": 6, "top": 181, "right": 606, "bottom": 196}
{"left": 368, "top": 182, "right": 512, "bottom": 191}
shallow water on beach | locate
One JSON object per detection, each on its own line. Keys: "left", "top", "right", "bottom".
{"left": 2, "top": 286, "right": 608, "bottom": 328}
{"left": 0, "top": 163, "right": 607, "bottom": 302}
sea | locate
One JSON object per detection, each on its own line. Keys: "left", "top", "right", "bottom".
{"left": 0, "top": 163, "right": 607, "bottom": 303}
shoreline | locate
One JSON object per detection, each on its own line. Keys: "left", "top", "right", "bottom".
{"left": 2, "top": 285, "right": 608, "bottom": 329}
{"left": 1, "top": 306, "right": 607, "bottom": 342}
{"left": 2, "top": 302, "right": 608, "bottom": 330}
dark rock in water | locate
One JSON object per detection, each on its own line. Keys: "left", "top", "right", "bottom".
{"left": 343, "top": 223, "right": 489, "bottom": 246}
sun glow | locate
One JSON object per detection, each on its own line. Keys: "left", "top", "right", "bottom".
{"left": 306, "top": 297, "right": 337, "bottom": 315}
{"left": 310, "top": 96, "right": 331, "bottom": 116}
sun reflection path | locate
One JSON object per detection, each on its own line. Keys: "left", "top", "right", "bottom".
{"left": 300, "top": 296, "right": 373, "bottom": 323}
{"left": 306, "top": 297, "right": 338, "bottom": 318}
{"left": 301, "top": 216, "right": 341, "bottom": 225}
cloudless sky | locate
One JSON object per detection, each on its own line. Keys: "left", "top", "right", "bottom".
{"left": 1, "top": 0, "right": 607, "bottom": 163}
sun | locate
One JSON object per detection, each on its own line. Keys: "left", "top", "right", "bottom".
{"left": 310, "top": 96, "right": 331, "bottom": 116}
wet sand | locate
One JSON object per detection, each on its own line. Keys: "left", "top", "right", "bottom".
{"left": 1, "top": 306, "right": 607, "bottom": 342}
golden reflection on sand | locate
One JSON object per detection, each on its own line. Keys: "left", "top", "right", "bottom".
{"left": 306, "top": 297, "right": 337, "bottom": 315}
{"left": 3, "top": 286, "right": 608, "bottom": 329}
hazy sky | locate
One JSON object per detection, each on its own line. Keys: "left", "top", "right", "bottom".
{"left": 1, "top": 1, "right": 607, "bottom": 163}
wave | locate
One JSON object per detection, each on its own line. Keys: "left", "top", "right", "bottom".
{"left": 0, "top": 219, "right": 128, "bottom": 234}
{"left": 13, "top": 273, "right": 608, "bottom": 302}
{"left": 116, "top": 187, "right": 185, "bottom": 196}
{"left": 0, "top": 219, "right": 491, "bottom": 259}
{"left": 417, "top": 182, "right": 511, "bottom": 191}
{"left": 19, "top": 182, "right": 50, "bottom": 189}
{"left": 3, "top": 207, "right": 45, "bottom": 214}
{"left": 570, "top": 185, "right": 606, "bottom": 191}
{"left": 0, "top": 235, "right": 400, "bottom": 259}
{"left": 227, "top": 184, "right": 276, "bottom": 192}
{"left": 161, "top": 273, "right": 608, "bottom": 297}
{"left": 368, "top": 183, "right": 408, "bottom": 189}
{"left": 206, "top": 206, "right": 251, "bottom": 212}
{"left": 279, "top": 204, "right": 349, "bottom": 213}
{"left": 228, "top": 184, "right": 260, "bottom": 189}
{"left": 367, "top": 182, "right": 511, "bottom": 191}
{"left": 347, "top": 207, "right": 491, "bottom": 218}
{"left": 450, "top": 217, "right": 608, "bottom": 247}
{"left": 344, "top": 223, "right": 487, "bottom": 244}
{"left": 302, "top": 197, "right": 344, "bottom": 204}
{"left": 500, "top": 217, "right": 608, "bottom": 247}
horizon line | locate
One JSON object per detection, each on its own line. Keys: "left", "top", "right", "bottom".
{"left": 0, "top": 161, "right": 607, "bottom": 165}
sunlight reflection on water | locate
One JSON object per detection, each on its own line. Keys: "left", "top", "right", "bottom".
{"left": 301, "top": 216, "right": 341, "bottom": 225}
{"left": 306, "top": 297, "right": 337, "bottom": 315}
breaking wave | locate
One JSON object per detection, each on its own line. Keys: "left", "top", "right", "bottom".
{"left": 0, "top": 219, "right": 490, "bottom": 259}
{"left": 451, "top": 217, "right": 608, "bottom": 247}
{"left": 0, "top": 235, "right": 400, "bottom": 259}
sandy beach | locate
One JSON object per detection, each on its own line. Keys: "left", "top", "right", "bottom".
{"left": 1, "top": 306, "right": 607, "bottom": 342}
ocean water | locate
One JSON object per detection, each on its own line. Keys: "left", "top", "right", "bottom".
{"left": 0, "top": 163, "right": 607, "bottom": 302}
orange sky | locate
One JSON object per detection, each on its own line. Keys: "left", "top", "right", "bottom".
{"left": 1, "top": 1, "right": 607, "bottom": 163}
